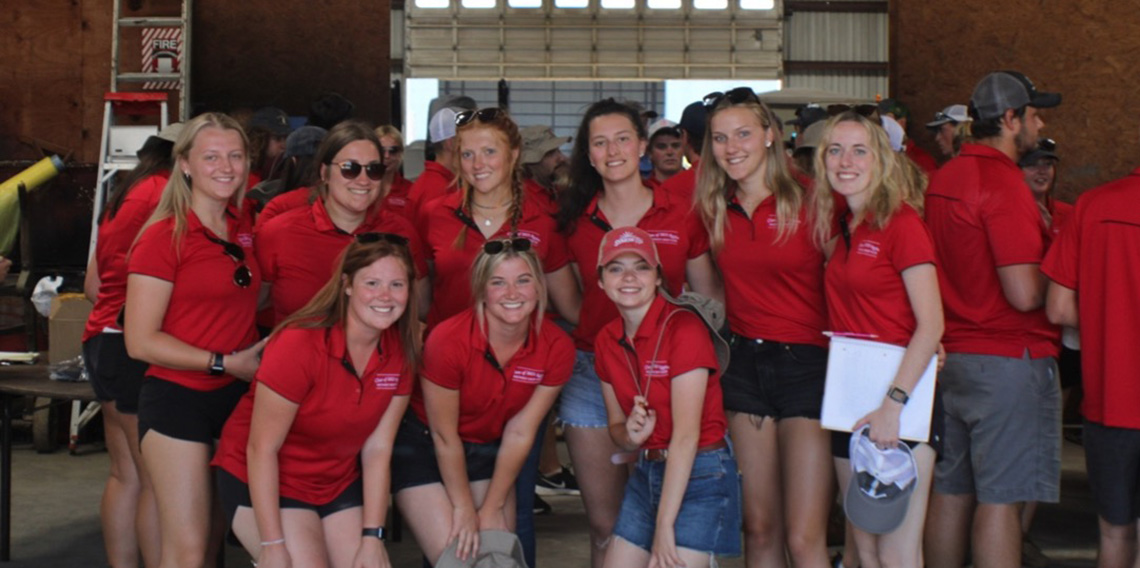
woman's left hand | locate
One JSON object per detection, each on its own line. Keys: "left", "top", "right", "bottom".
{"left": 854, "top": 402, "right": 903, "bottom": 449}
{"left": 351, "top": 537, "right": 390, "bottom": 568}
{"left": 227, "top": 336, "right": 271, "bottom": 381}
{"left": 477, "top": 503, "right": 509, "bottom": 532}
{"left": 648, "top": 524, "right": 686, "bottom": 568}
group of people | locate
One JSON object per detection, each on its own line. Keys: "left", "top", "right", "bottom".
{"left": 75, "top": 68, "right": 1138, "bottom": 568}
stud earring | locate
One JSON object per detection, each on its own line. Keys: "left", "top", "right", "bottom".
{"left": 765, "top": 141, "right": 772, "bottom": 148}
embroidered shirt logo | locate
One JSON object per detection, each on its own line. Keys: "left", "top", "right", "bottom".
{"left": 643, "top": 360, "right": 670, "bottom": 378}
{"left": 512, "top": 367, "right": 545, "bottom": 385}
{"left": 515, "top": 229, "right": 542, "bottom": 246}
{"left": 647, "top": 230, "right": 680, "bottom": 246}
{"left": 372, "top": 373, "right": 400, "bottom": 390}
{"left": 237, "top": 232, "right": 254, "bottom": 248}
{"left": 855, "top": 240, "right": 881, "bottom": 259}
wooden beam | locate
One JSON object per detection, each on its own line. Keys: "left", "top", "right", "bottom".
{"left": 784, "top": 60, "right": 888, "bottom": 73}
{"left": 785, "top": 1, "right": 887, "bottom": 14}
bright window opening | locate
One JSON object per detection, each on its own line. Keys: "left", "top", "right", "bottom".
{"left": 508, "top": 0, "right": 543, "bottom": 7}
{"left": 554, "top": 0, "right": 589, "bottom": 8}
{"left": 647, "top": 0, "right": 681, "bottom": 8}
{"left": 601, "top": 0, "right": 634, "bottom": 8}
{"left": 739, "top": 0, "right": 773, "bottom": 9}
{"left": 663, "top": 79, "right": 782, "bottom": 122}
{"left": 462, "top": 0, "right": 496, "bottom": 7}
{"left": 414, "top": 0, "right": 450, "bottom": 8}
{"left": 693, "top": 0, "right": 727, "bottom": 9}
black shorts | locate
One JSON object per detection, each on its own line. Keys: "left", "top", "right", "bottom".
{"left": 390, "top": 413, "right": 499, "bottom": 493}
{"left": 82, "top": 333, "right": 149, "bottom": 414}
{"left": 216, "top": 468, "right": 363, "bottom": 523}
{"left": 1084, "top": 420, "right": 1140, "bottom": 525}
{"left": 138, "top": 377, "right": 248, "bottom": 444}
{"left": 1058, "top": 346, "right": 1082, "bottom": 390}
{"left": 720, "top": 334, "right": 828, "bottom": 420}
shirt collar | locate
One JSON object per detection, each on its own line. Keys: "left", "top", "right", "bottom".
{"left": 631, "top": 295, "right": 670, "bottom": 343}
{"left": 311, "top": 197, "right": 382, "bottom": 236}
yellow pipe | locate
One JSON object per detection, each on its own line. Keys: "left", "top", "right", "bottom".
{"left": 0, "top": 156, "right": 65, "bottom": 256}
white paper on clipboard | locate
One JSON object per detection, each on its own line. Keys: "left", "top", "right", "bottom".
{"left": 820, "top": 336, "right": 937, "bottom": 443}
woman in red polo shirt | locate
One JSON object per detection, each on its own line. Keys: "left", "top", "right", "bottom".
{"left": 694, "top": 87, "right": 834, "bottom": 566}
{"left": 124, "top": 112, "right": 266, "bottom": 568}
{"left": 256, "top": 121, "right": 428, "bottom": 326}
{"left": 375, "top": 125, "right": 414, "bottom": 220}
{"left": 809, "top": 112, "right": 944, "bottom": 566}
{"left": 592, "top": 226, "right": 740, "bottom": 568}
{"left": 555, "top": 98, "right": 721, "bottom": 567}
{"left": 420, "top": 107, "right": 579, "bottom": 330}
{"left": 392, "top": 240, "right": 574, "bottom": 565}
{"left": 213, "top": 236, "right": 419, "bottom": 568}
{"left": 82, "top": 123, "right": 181, "bottom": 568}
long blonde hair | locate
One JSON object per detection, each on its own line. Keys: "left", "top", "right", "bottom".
{"left": 141, "top": 113, "right": 250, "bottom": 249}
{"left": 276, "top": 238, "right": 422, "bottom": 374}
{"left": 469, "top": 244, "right": 547, "bottom": 338}
{"left": 696, "top": 95, "right": 805, "bottom": 253}
{"left": 810, "top": 112, "right": 922, "bottom": 248}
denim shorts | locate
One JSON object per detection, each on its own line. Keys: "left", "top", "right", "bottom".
{"left": 613, "top": 447, "right": 742, "bottom": 557}
{"left": 934, "top": 352, "right": 1060, "bottom": 504}
{"left": 720, "top": 335, "right": 828, "bottom": 420}
{"left": 557, "top": 350, "right": 610, "bottom": 428}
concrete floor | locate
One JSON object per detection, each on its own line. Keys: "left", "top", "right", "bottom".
{"left": 5, "top": 427, "right": 1098, "bottom": 567}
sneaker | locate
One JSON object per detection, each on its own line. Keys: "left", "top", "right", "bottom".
{"left": 533, "top": 494, "right": 553, "bottom": 515}
{"left": 536, "top": 466, "right": 581, "bottom": 495}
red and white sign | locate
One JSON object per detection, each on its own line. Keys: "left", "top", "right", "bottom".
{"left": 142, "top": 27, "right": 182, "bottom": 91}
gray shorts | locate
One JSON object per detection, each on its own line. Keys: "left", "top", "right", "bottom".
{"left": 933, "top": 352, "right": 1061, "bottom": 504}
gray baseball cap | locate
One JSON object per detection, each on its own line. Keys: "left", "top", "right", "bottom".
{"left": 970, "top": 71, "right": 1061, "bottom": 121}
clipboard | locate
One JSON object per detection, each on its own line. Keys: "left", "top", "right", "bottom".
{"left": 820, "top": 336, "right": 937, "bottom": 443}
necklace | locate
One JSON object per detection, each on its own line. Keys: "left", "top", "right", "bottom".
{"left": 472, "top": 200, "right": 509, "bottom": 210}
{"left": 483, "top": 217, "right": 493, "bottom": 227}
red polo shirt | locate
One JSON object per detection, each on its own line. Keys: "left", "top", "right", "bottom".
{"left": 421, "top": 192, "right": 569, "bottom": 330}
{"left": 905, "top": 140, "right": 938, "bottom": 176}
{"left": 594, "top": 296, "right": 725, "bottom": 450}
{"left": 523, "top": 178, "right": 558, "bottom": 216}
{"left": 256, "top": 198, "right": 428, "bottom": 325}
{"left": 1042, "top": 168, "right": 1140, "bottom": 429}
{"left": 84, "top": 172, "right": 169, "bottom": 341}
{"left": 382, "top": 172, "right": 414, "bottom": 221}
{"left": 256, "top": 187, "right": 313, "bottom": 231}
{"left": 924, "top": 143, "right": 1058, "bottom": 358}
{"left": 658, "top": 159, "right": 698, "bottom": 202}
{"left": 408, "top": 160, "right": 457, "bottom": 224}
{"left": 412, "top": 309, "right": 574, "bottom": 444}
{"left": 213, "top": 324, "right": 413, "bottom": 504}
{"left": 127, "top": 206, "right": 261, "bottom": 390}
{"left": 1044, "top": 196, "right": 1074, "bottom": 246}
{"left": 825, "top": 205, "right": 936, "bottom": 348}
{"left": 567, "top": 189, "right": 710, "bottom": 351}
{"left": 718, "top": 192, "right": 827, "bottom": 346}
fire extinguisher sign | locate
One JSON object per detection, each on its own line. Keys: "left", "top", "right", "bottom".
{"left": 142, "top": 27, "right": 182, "bottom": 90}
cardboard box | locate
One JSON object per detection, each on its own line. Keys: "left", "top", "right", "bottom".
{"left": 49, "top": 294, "right": 92, "bottom": 364}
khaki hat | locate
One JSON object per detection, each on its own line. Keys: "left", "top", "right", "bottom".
{"left": 520, "top": 125, "right": 570, "bottom": 165}
{"left": 434, "top": 530, "right": 528, "bottom": 568}
{"left": 156, "top": 122, "right": 184, "bottom": 143}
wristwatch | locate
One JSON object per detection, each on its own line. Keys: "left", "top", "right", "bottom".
{"left": 362, "top": 527, "right": 387, "bottom": 541}
{"left": 208, "top": 353, "right": 225, "bottom": 376}
{"left": 886, "top": 385, "right": 910, "bottom": 405}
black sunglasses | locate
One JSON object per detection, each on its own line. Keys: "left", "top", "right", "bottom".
{"left": 827, "top": 104, "right": 878, "bottom": 118}
{"left": 455, "top": 107, "right": 506, "bottom": 127}
{"left": 355, "top": 232, "right": 410, "bottom": 247}
{"left": 703, "top": 87, "right": 760, "bottom": 108}
{"left": 331, "top": 160, "right": 385, "bottom": 181}
{"left": 204, "top": 234, "right": 253, "bottom": 288}
{"left": 483, "top": 237, "right": 532, "bottom": 255}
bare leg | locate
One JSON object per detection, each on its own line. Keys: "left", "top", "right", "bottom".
{"left": 122, "top": 414, "right": 161, "bottom": 567}
{"left": 322, "top": 506, "right": 364, "bottom": 568}
{"left": 395, "top": 480, "right": 493, "bottom": 566}
{"left": 141, "top": 431, "right": 213, "bottom": 568}
{"left": 778, "top": 417, "right": 834, "bottom": 567}
{"left": 538, "top": 414, "right": 562, "bottom": 475}
{"left": 565, "top": 426, "right": 628, "bottom": 568}
{"left": 602, "top": 536, "right": 650, "bottom": 568}
{"left": 867, "top": 445, "right": 936, "bottom": 568}
{"left": 972, "top": 502, "right": 1021, "bottom": 568}
{"left": 1095, "top": 518, "right": 1139, "bottom": 568}
{"left": 923, "top": 492, "right": 974, "bottom": 568}
{"left": 100, "top": 402, "right": 142, "bottom": 568}
{"left": 728, "top": 413, "right": 786, "bottom": 568}
{"left": 230, "top": 505, "right": 332, "bottom": 567}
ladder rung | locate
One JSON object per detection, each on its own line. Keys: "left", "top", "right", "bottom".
{"left": 119, "top": 17, "right": 184, "bottom": 27}
{"left": 104, "top": 92, "right": 168, "bottom": 103}
{"left": 117, "top": 72, "right": 182, "bottom": 82}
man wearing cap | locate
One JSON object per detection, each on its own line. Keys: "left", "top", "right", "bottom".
{"left": 926, "top": 104, "right": 973, "bottom": 161}
{"left": 644, "top": 119, "right": 685, "bottom": 189}
{"left": 786, "top": 103, "right": 828, "bottom": 147}
{"left": 248, "top": 107, "right": 294, "bottom": 186}
{"left": 880, "top": 98, "right": 938, "bottom": 174}
{"left": 658, "top": 101, "right": 707, "bottom": 200}
{"left": 1042, "top": 145, "right": 1140, "bottom": 568}
{"left": 923, "top": 71, "right": 1062, "bottom": 568}
{"left": 407, "top": 106, "right": 462, "bottom": 224}
{"left": 520, "top": 125, "right": 571, "bottom": 213}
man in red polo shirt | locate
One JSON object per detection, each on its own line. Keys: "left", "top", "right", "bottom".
{"left": 880, "top": 98, "right": 939, "bottom": 175}
{"left": 408, "top": 107, "right": 461, "bottom": 224}
{"left": 658, "top": 101, "right": 707, "bottom": 201}
{"left": 644, "top": 119, "right": 685, "bottom": 189}
{"left": 1042, "top": 160, "right": 1140, "bottom": 568}
{"left": 922, "top": 71, "right": 1062, "bottom": 568}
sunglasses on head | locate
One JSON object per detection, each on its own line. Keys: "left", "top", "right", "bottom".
{"left": 355, "top": 232, "right": 410, "bottom": 247}
{"left": 331, "top": 160, "right": 385, "bottom": 181}
{"left": 703, "top": 87, "right": 760, "bottom": 108}
{"left": 483, "top": 237, "right": 532, "bottom": 255}
{"left": 380, "top": 146, "right": 403, "bottom": 156}
{"left": 827, "top": 104, "right": 878, "bottom": 118}
{"left": 204, "top": 234, "right": 253, "bottom": 288}
{"left": 456, "top": 107, "right": 506, "bottom": 127}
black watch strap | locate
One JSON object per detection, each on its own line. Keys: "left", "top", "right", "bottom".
{"left": 887, "top": 386, "right": 909, "bottom": 405}
{"left": 362, "top": 527, "right": 386, "bottom": 541}
{"left": 209, "top": 353, "right": 225, "bottom": 376}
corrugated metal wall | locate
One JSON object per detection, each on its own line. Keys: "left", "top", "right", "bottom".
{"left": 783, "top": 2, "right": 888, "bottom": 100}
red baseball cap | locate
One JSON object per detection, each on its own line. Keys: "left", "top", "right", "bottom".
{"left": 597, "top": 227, "right": 660, "bottom": 269}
